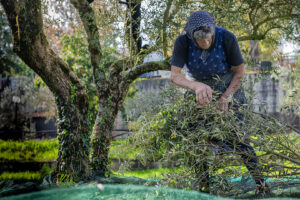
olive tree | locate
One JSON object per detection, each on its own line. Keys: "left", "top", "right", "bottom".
{"left": 0, "top": 0, "right": 170, "bottom": 181}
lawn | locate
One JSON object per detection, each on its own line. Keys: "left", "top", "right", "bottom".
{"left": 1, "top": 134, "right": 299, "bottom": 181}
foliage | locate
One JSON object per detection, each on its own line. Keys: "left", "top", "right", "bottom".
{"left": 0, "top": 7, "right": 19, "bottom": 75}
{"left": 0, "top": 139, "right": 58, "bottom": 161}
{"left": 200, "top": 0, "right": 299, "bottom": 41}
{"left": 276, "top": 66, "right": 300, "bottom": 117}
{"left": 60, "top": 29, "right": 96, "bottom": 131}
{"left": 123, "top": 84, "right": 183, "bottom": 122}
{"left": 119, "top": 87, "right": 300, "bottom": 195}
{"left": 2, "top": 0, "right": 298, "bottom": 182}
{"left": 139, "top": 0, "right": 299, "bottom": 62}
{"left": 0, "top": 139, "right": 131, "bottom": 162}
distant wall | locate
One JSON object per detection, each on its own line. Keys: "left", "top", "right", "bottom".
{"left": 246, "top": 74, "right": 282, "bottom": 113}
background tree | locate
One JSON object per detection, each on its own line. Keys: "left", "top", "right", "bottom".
{"left": 0, "top": 0, "right": 91, "bottom": 181}
{"left": 200, "top": 0, "right": 300, "bottom": 63}
{"left": 0, "top": 0, "right": 170, "bottom": 180}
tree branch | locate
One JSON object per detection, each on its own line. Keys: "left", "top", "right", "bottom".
{"left": 70, "top": 0, "right": 108, "bottom": 94}
{"left": 251, "top": 138, "right": 300, "bottom": 165}
{"left": 162, "top": 0, "right": 173, "bottom": 57}
{"left": 253, "top": 14, "right": 299, "bottom": 34}
{"left": 122, "top": 60, "right": 171, "bottom": 85}
{"left": 262, "top": 26, "right": 283, "bottom": 38}
{"left": 252, "top": 111, "right": 300, "bottom": 135}
{"left": 237, "top": 34, "right": 265, "bottom": 41}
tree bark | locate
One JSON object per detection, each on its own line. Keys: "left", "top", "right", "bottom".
{"left": 250, "top": 40, "right": 260, "bottom": 67}
{"left": 162, "top": 0, "right": 173, "bottom": 57}
{"left": 123, "top": 0, "right": 142, "bottom": 56}
{"left": 90, "top": 60, "right": 171, "bottom": 173}
{"left": 0, "top": 0, "right": 90, "bottom": 181}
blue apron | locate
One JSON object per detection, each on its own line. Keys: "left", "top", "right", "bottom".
{"left": 185, "top": 27, "right": 247, "bottom": 107}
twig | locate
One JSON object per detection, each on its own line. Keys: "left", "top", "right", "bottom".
{"left": 252, "top": 111, "right": 300, "bottom": 135}
{"left": 250, "top": 139, "right": 300, "bottom": 165}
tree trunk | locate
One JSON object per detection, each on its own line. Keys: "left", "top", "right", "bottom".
{"left": 1, "top": 0, "right": 90, "bottom": 181}
{"left": 55, "top": 98, "right": 90, "bottom": 181}
{"left": 250, "top": 40, "right": 260, "bottom": 67}
{"left": 162, "top": 0, "right": 173, "bottom": 57}
{"left": 90, "top": 63, "right": 127, "bottom": 173}
{"left": 122, "top": 0, "right": 142, "bottom": 57}
{"left": 90, "top": 103, "right": 118, "bottom": 173}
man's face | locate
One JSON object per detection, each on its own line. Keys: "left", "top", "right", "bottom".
{"left": 195, "top": 37, "right": 212, "bottom": 50}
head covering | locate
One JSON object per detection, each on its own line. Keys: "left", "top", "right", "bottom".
{"left": 184, "top": 11, "right": 216, "bottom": 40}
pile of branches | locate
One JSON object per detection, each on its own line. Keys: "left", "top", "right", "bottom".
{"left": 121, "top": 88, "right": 300, "bottom": 196}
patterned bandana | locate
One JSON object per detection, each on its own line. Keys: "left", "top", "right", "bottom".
{"left": 184, "top": 10, "right": 216, "bottom": 40}
{"left": 184, "top": 11, "right": 216, "bottom": 61}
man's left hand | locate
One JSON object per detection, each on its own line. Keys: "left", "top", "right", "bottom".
{"left": 217, "top": 95, "right": 229, "bottom": 113}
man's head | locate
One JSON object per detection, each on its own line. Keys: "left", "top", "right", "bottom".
{"left": 193, "top": 25, "right": 214, "bottom": 49}
{"left": 184, "top": 11, "right": 216, "bottom": 49}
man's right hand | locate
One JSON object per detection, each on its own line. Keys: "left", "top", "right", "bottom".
{"left": 193, "top": 82, "right": 215, "bottom": 105}
{"left": 170, "top": 66, "right": 215, "bottom": 105}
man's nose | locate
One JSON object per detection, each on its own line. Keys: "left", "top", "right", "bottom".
{"left": 203, "top": 39, "right": 210, "bottom": 46}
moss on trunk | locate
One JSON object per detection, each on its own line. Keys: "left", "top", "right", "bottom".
{"left": 1, "top": 0, "right": 91, "bottom": 181}
{"left": 55, "top": 98, "right": 90, "bottom": 181}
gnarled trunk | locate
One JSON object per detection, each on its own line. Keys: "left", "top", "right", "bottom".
{"left": 1, "top": 0, "right": 90, "bottom": 181}
{"left": 90, "top": 64, "right": 127, "bottom": 173}
{"left": 55, "top": 98, "right": 90, "bottom": 181}
{"left": 90, "top": 103, "right": 118, "bottom": 173}
{"left": 250, "top": 40, "right": 260, "bottom": 67}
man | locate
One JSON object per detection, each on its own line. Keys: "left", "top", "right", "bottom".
{"left": 170, "top": 10, "right": 269, "bottom": 194}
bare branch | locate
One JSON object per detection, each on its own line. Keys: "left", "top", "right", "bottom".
{"left": 122, "top": 60, "right": 171, "bottom": 85}
{"left": 252, "top": 111, "right": 300, "bottom": 135}
{"left": 70, "top": 0, "right": 107, "bottom": 92}
{"left": 162, "top": 0, "right": 173, "bottom": 57}
{"left": 253, "top": 14, "right": 300, "bottom": 34}
{"left": 237, "top": 35, "right": 264, "bottom": 41}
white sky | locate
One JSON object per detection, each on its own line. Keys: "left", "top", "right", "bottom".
{"left": 281, "top": 40, "right": 300, "bottom": 55}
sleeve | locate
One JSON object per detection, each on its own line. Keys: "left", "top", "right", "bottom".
{"left": 223, "top": 31, "right": 244, "bottom": 66}
{"left": 170, "top": 35, "right": 189, "bottom": 68}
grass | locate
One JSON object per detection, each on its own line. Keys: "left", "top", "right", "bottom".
{"left": 109, "top": 140, "right": 141, "bottom": 160}
{"left": 113, "top": 167, "right": 181, "bottom": 179}
{"left": 0, "top": 139, "right": 58, "bottom": 162}
{"left": 0, "top": 139, "right": 134, "bottom": 162}
{"left": 1, "top": 134, "right": 298, "bottom": 181}
{"left": 0, "top": 171, "right": 42, "bottom": 181}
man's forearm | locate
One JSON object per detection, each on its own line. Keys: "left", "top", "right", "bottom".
{"left": 222, "top": 75, "right": 242, "bottom": 98}
{"left": 222, "top": 65, "right": 245, "bottom": 99}
{"left": 170, "top": 72, "right": 199, "bottom": 91}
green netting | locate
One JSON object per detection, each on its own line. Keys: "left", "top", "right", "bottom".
{"left": 1, "top": 175, "right": 300, "bottom": 200}
{"left": 1, "top": 183, "right": 300, "bottom": 200}
{"left": 0, "top": 184, "right": 217, "bottom": 200}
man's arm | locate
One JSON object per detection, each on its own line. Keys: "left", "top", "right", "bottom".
{"left": 222, "top": 64, "right": 245, "bottom": 98}
{"left": 170, "top": 65, "right": 215, "bottom": 105}
{"left": 217, "top": 64, "right": 245, "bottom": 111}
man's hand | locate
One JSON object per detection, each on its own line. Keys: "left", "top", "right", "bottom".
{"left": 217, "top": 95, "right": 229, "bottom": 112}
{"left": 193, "top": 82, "right": 215, "bottom": 105}
{"left": 171, "top": 66, "right": 216, "bottom": 105}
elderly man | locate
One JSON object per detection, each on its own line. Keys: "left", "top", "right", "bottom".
{"left": 170, "top": 10, "right": 269, "bottom": 194}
